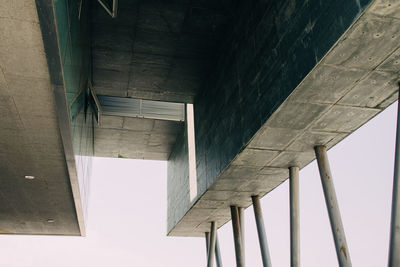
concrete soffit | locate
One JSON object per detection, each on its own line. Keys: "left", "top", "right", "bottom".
{"left": 168, "top": 0, "right": 400, "bottom": 236}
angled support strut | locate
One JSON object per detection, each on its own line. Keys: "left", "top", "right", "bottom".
{"left": 388, "top": 82, "right": 400, "bottom": 267}
{"left": 315, "top": 145, "right": 352, "bottom": 267}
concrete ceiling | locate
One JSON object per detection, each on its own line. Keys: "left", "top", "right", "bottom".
{"left": 0, "top": 1, "right": 80, "bottom": 235}
{"left": 91, "top": 0, "right": 236, "bottom": 160}
{"left": 169, "top": 1, "right": 400, "bottom": 236}
{"left": 95, "top": 115, "right": 183, "bottom": 160}
{"left": 91, "top": 0, "right": 234, "bottom": 103}
{"left": 0, "top": 0, "right": 235, "bottom": 236}
{"left": 3, "top": 0, "right": 397, "bottom": 238}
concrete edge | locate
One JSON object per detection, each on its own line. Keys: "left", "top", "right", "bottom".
{"left": 35, "top": 0, "right": 86, "bottom": 236}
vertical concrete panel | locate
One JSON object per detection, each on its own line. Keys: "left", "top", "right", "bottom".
{"left": 53, "top": 0, "right": 93, "bottom": 226}
{"left": 167, "top": 127, "right": 190, "bottom": 231}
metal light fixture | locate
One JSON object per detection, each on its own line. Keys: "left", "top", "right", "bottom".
{"left": 98, "top": 95, "right": 185, "bottom": 122}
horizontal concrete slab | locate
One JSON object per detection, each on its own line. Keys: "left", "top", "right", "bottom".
{"left": 0, "top": 0, "right": 81, "bottom": 235}
{"left": 94, "top": 115, "right": 183, "bottom": 160}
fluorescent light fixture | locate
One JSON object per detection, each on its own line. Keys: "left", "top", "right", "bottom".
{"left": 46, "top": 219, "right": 55, "bottom": 223}
{"left": 24, "top": 175, "right": 35, "bottom": 179}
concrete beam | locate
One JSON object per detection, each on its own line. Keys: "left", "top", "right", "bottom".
{"left": 168, "top": 0, "right": 400, "bottom": 237}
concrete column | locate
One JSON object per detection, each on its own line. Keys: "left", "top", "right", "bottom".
{"left": 252, "top": 195, "right": 272, "bottom": 267}
{"left": 238, "top": 207, "right": 245, "bottom": 262}
{"left": 231, "top": 206, "right": 244, "bottom": 267}
{"left": 389, "top": 84, "right": 400, "bottom": 267}
{"left": 207, "top": 222, "right": 217, "bottom": 267}
{"left": 315, "top": 145, "right": 352, "bottom": 267}
{"left": 289, "top": 166, "right": 300, "bottom": 267}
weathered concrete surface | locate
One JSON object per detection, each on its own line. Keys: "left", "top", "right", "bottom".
{"left": 94, "top": 115, "right": 183, "bottom": 160}
{"left": 0, "top": 0, "right": 80, "bottom": 235}
{"left": 90, "top": 0, "right": 233, "bottom": 103}
{"left": 168, "top": 0, "right": 400, "bottom": 236}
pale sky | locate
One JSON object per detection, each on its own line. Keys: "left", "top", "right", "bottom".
{"left": 0, "top": 102, "right": 397, "bottom": 267}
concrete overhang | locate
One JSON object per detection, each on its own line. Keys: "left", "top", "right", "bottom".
{"left": 94, "top": 115, "right": 183, "bottom": 160}
{"left": 168, "top": 0, "right": 400, "bottom": 236}
{"left": 90, "top": 0, "right": 233, "bottom": 103}
{"left": 0, "top": 0, "right": 82, "bottom": 235}
{"left": 93, "top": 96, "right": 184, "bottom": 160}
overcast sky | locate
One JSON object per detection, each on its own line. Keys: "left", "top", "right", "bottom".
{"left": 0, "top": 102, "right": 397, "bottom": 267}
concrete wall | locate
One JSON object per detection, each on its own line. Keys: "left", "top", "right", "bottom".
{"left": 167, "top": 126, "right": 190, "bottom": 230}
{"left": 167, "top": 0, "right": 372, "bottom": 233}
{"left": 54, "top": 0, "right": 91, "bottom": 108}
{"left": 54, "top": 0, "right": 93, "bottom": 223}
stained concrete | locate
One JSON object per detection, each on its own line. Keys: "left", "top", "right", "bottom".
{"left": 2, "top": 0, "right": 398, "bottom": 239}
{"left": 168, "top": 0, "right": 400, "bottom": 236}
{"left": 91, "top": 0, "right": 234, "bottom": 103}
{"left": 0, "top": 0, "right": 80, "bottom": 235}
{"left": 167, "top": 0, "right": 377, "bottom": 235}
{"left": 90, "top": 0, "right": 236, "bottom": 160}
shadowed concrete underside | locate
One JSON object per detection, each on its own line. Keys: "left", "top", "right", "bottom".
{"left": 0, "top": 1, "right": 80, "bottom": 235}
{"left": 90, "top": 0, "right": 234, "bottom": 161}
{"left": 168, "top": 1, "right": 400, "bottom": 236}
{"left": 94, "top": 115, "right": 183, "bottom": 160}
{"left": 1, "top": 0, "right": 399, "bottom": 239}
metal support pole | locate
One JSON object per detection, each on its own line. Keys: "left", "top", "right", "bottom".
{"left": 252, "top": 195, "right": 272, "bottom": 267}
{"left": 205, "top": 232, "right": 210, "bottom": 256}
{"left": 388, "top": 83, "right": 400, "bottom": 267}
{"left": 206, "top": 231, "right": 223, "bottom": 267}
{"left": 231, "top": 206, "right": 245, "bottom": 267}
{"left": 290, "top": 166, "right": 300, "bottom": 267}
{"left": 207, "top": 222, "right": 217, "bottom": 267}
{"left": 215, "top": 233, "right": 223, "bottom": 267}
{"left": 315, "top": 145, "right": 352, "bottom": 267}
{"left": 238, "top": 207, "right": 245, "bottom": 262}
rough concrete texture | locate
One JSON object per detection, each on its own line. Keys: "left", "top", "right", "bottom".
{"left": 0, "top": 0, "right": 80, "bottom": 235}
{"left": 167, "top": 126, "right": 190, "bottom": 228}
{"left": 91, "top": 0, "right": 234, "bottom": 103}
{"left": 168, "top": 0, "right": 400, "bottom": 236}
{"left": 94, "top": 115, "right": 183, "bottom": 160}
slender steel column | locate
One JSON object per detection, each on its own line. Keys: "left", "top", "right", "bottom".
{"left": 231, "top": 206, "right": 244, "bottom": 267}
{"left": 207, "top": 222, "right": 217, "bottom": 267}
{"left": 290, "top": 166, "right": 300, "bottom": 267}
{"left": 315, "top": 145, "right": 351, "bottom": 267}
{"left": 205, "top": 232, "right": 210, "bottom": 256}
{"left": 389, "top": 84, "right": 400, "bottom": 267}
{"left": 238, "top": 207, "right": 245, "bottom": 262}
{"left": 252, "top": 195, "right": 272, "bottom": 267}
{"left": 206, "top": 230, "right": 223, "bottom": 267}
{"left": 215, "top": 233, "right": 223, "bottom": 267}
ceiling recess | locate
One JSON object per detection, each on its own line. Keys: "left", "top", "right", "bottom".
{"left": 98, "top": 95, "right": 186, "bottom": 122}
